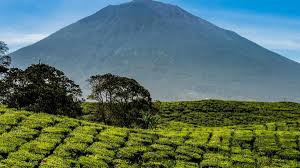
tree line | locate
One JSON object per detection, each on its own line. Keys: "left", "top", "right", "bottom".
{"left": 0, "top": 41, "right": 157, "bottom": 128}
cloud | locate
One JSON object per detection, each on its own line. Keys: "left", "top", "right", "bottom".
{"left": 248, "top": 35, "right": 300, "bottom": 51}
{"left": 231, "top": 28, "right": 300, "bottom": 64}
{"left": 0, "top": 32, "right": 47, "bottom": 52}
{"left": 226, "top": 26, "right": 300, "bottom": 51}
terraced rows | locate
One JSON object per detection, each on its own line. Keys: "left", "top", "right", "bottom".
{"left": 0, "top": 107, "right": 299, "bottom": 167}
{"left": 157, "top": 100, "right": 300, "bottom": 127}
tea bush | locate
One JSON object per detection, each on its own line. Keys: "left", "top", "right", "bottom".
{"left": 0, "top": 101, "right": 299, "bottom": 167}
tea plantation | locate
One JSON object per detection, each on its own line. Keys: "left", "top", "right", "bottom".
{"left": 0, "top": 100, "right": 299, "bottom": 167}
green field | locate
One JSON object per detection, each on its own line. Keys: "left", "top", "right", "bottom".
{"left": 0, "top": 100, "right": 299, "bottom": 167}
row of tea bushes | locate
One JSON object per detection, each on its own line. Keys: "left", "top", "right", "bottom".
{"left": 0, "top": 106, "right": 299, "bottom": 167}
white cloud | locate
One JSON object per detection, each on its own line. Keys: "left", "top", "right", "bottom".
{"left": 1, "top": 33, "right": 47, "bottom": 45}
{"left": 0, "top": 32, "right": 48, "bottom": 52}
{"left": 246, "top": 35, "right": 300, "bottom": 51}
{"left": 225, "top": 26, "right": 300, "bottom": 51}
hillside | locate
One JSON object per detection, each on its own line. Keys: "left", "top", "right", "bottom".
{"left": 157, "top": 100, "right": 300, "bottom": 126}
{"left": 11, "top": 0, "right": 300, "bottom": 102}
{"left": 0, "top": 100, "right": 299, "bottom": 167}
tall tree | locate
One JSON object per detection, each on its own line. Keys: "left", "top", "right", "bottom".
{"left": 0, "top": 41, "right": 11, "bottom": 73}
{"left": 2, "top": 64, "right": 82, "bottom": 117}
{"left": 0, "top": 41, "right": 11, "bottom": 102}
{"left": 88, "top": 73, "right": 156, "bottom": 128}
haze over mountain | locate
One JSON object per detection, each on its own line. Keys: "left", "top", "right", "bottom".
{"left": 11, "top": 0, "right": 300, "bottom": 101}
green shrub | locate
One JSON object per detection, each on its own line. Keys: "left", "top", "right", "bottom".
{"left": 174, "top": 161, "right": 198, "bottom": 168}
{"left": 0, "top": 134, "right": 27, "bottom": 154}
{"left": 97, "top": 134, "right": 125, "bottom": 149}
{"left": 234, "top": 130, "right": 253, "bottom": 142}
{"left": 53, "top": 143, "right": 88, "bottom": 158}
{"left": 113, "top": 159, "right": 138, "bottom": 168}
{"left": 40, "top": 156, "right": 76, "bottom": 168}
{"left": 150, "top": 144, "right": 173, "bottom": 151}
{"left": 175, "top": 145, "right": 203, "bottom": 160}
{"left": 20, "top": 140, "right": 57, "bottom": 155}
{"left": 276, "top": 122, "right": 288, "bottom": 131}
{"left": 65, "top": 133, "right": 94, "bottom": 144}
{"left": 231, "top": 146, "right": 242, "bottom": 154}
{"left": 231, "top": 154, "right": 255, "bottom": 164}
{"left": 1, "top": 159, "right": 37, "bottom": 168}
{"left": 277, "top": 131, "right": 298, "bottom": 149}
{"left": 9, "top": 126, "right": 39, "bottom": 140}
{"left": 142, "top": 151, "right": 175, "bottom": 161}
{"left": 6, "top": 149, "right": 44, "bottom": 162}
{"left": 207, "top": 131, "right": 231, "bottom": 151}
{"left": 20, "top": 114, "right": 54, "bottom": 129}
{"left": 142, "top": 160, "right": 174, "bottom": 168}
{"left": 126, "top": 133, "right": 154, "bottom": 146}
{"left": 55, "top": 118, "right": 80, "bottom": 129}
{"left": 86, "top": 144, "right": 115, "bottom": 162}
{"left": 278, "top": 149, "right": 300, "bottom": 160}
{"left": 72, "top": 126, "right": 99, "bottom": 135}
{"left": 78, "top": 155, "right": 109, "bottom": 168}
{"left": 175, "top": 154, "right": 192, "bottom": 161}
{"left": 36, "top": 133, "right": 64, "bottom": 143}
{"left": 0, "top": 113, "right": 27, "bottom": 125}
{"left": 117, "top": 146, "right": 150, "bottom": 161}
{"left": 200, "top": 153, "right": 231, "bottom": 168}
{"left": 86, "top": 141, "right": 111, "bottom": 150}
{"left": 255, "top": 156, "right": 271, "bottom": 167}
{"left": 42, "top": 126, "right": 71, "bottom": 134}
{"left": 185, "top": 132, "right": 210, "bottom": 146}
{"left": 254, "top": 130, "right": 280, "bottom": 156}
{"left": 0, "top": 126, "right": 9, "bottom": 135}
{"left": 99, "top": 127, "right": 128, "bottom": 137}
{"left": 271, "top": 158, "right": 300, "bottom": 168}
{"left": 155, "top": 137, "right": 183, "bottom": 147}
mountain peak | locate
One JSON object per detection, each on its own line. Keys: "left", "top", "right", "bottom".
{"left": 132, "top": 0, "right": 153, "bottom": 2}
{"left": 129, "top": 0, "right": 158, "bottom": 6}
{"left": 122, "top": 0, "right": 198, "bottom": 21}
{"left": 86, "top": 0, "right": 199, "bottom": 24}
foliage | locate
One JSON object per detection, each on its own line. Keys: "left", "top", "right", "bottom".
{"left": 1, "top": 64, "right": 82, "bottom": 117}
{"left": 156, "top": 100, "right": 300, "bottom": 127}
{"left": 0, "top": 100, "right": 299, "bottom": 167}
{"left": 0, "top": 41, "right": 10, "bottom": 74}
{"left": 0, "top": 41, "right": 11, "bottom": 103}
{"left": 88, "top": 73, "right": 157, "bottom": 128}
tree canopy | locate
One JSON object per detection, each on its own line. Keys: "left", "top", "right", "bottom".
{"left": 0, "top": 41, "right": 11, "bottom": 74}
{"left": 2, "top": 64, "right": 82, "bottom": 117}
{"left": 88, "top": 73, "right": 157, "bottom": 128}
{"left": 0, "top": 41, "right": 11, "bottom": 101}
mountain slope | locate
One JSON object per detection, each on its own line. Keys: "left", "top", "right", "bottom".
{"left": 11, "top": 0, "right": 300, "bottom": 101}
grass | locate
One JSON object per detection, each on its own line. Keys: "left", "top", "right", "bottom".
{"left": 0, "top": 100, "right": 299, "bottom": 167}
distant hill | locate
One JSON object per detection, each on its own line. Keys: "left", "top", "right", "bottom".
{"left": 11, "top": 0, "right": 300, "bottom": 101}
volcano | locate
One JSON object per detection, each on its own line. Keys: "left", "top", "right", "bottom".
{"left": 11, "top": 0, "right": 300, "bottom": 101}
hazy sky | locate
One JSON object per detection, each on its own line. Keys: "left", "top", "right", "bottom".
{"left": 0, "top": 0, "right": 299, "bottom": 63}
